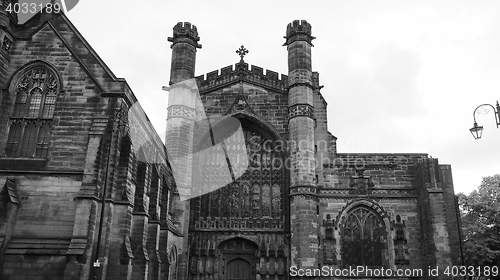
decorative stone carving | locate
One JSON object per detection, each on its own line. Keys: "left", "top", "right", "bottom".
{"left": 328, "top": 161, "right": 398, "bottom": 170}
{"left": 288, "top": 104, "right": 314, "bottom": 120}
{"left": 318, "top": 188, "right": 417, "bottom": 199}
{"left": 226, "top": 94, "right": 257, "bottom": 116}
{"left": 322, "top": 214, "right": 337, "bottom": 265}
{"left": 166, "top": 105, "right": 196, "bottom": 120}
{"left": 393, "top": 215, "right": 410, "bottom": 265}
{"left": 289, "top": 185, "right": 316, "bottom": 195}
{"left": 349, "top": 169, "right": 375, "bottom": 195}
{"left": 2, "top": 36, "right": 12, "bottom": 52}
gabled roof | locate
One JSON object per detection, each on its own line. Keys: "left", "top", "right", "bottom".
{"left": 12, "top": 10, "right": 137, "bottom": 106}
{"left": 10, "top": 10, "right": 166, "bottom": 151}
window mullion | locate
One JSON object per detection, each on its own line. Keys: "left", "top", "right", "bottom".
{"left": 16, "top": 120, "right": 26, "bottom": 157}
{"left": 33, "top": 120, "right": 41, "bottom": 158}
{"left": 39, "top": 86, "right": 47, "bottom": 119}
{"left": 27, "top": 74, "right": 35, "bottom": 117}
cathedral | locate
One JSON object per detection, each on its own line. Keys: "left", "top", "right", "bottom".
{"left": 0, "top": 3, "right": 462, "bottom": 280}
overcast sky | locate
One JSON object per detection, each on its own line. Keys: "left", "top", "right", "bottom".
{"left": 52, "top": 0, "right": 500, "bottom": 194}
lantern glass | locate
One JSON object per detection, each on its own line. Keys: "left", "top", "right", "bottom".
{"left": 469, "top": 123, "right": 483, "bottom": 140}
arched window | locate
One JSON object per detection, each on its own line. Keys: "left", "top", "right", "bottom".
{"left": 341, "top": 206, "right": 386, "bottom": 267}
{"left": 191, "top": 119, "right": 284, "bottom": 229}
{"left": 168, "top": 247, "right": 177, "bottom": 280}
{"left": 5, "top": 65, "right": 59, "bottom": 158}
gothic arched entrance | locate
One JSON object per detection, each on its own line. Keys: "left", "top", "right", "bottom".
{"left": 341, "top": 206, "right": 386, "bottom": 267}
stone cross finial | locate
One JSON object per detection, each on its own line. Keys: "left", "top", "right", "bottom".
{"left": 236, "top": 45, "right": 248, "bottom": 61}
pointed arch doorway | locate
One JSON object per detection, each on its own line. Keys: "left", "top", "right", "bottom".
{"left": 219, "top": 238, "right": 257, "bottom": 280}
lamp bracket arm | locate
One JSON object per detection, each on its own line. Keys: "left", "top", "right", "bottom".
{"left": 472, "top": 103, "right": 499, "bottom": 127}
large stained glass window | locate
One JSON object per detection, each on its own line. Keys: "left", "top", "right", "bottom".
{"left": 191, "top": 122, "right": 284, "bottom": 229}
{"left": 5, "top": 66, "right": 59, "bottom": 158}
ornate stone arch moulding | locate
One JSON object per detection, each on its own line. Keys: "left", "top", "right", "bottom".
{"left": 216, "top": 235, "right": 259, "bottom": 250}
{"left": 335, "top": 198, "right": 391, "bottom": 230}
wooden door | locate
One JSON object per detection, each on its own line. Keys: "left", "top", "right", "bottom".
{"left": 226, "top": 258, "right": 251, "bottom": 280}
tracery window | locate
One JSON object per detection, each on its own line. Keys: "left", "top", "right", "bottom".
{"left": 191, "top": 121, "right": 284, "bottom": 228}
{"left": 341, "top": 207, "right": 386, "bottom": 267}
{"left": 5, "top": 66, "right": 59, "bottom": 158}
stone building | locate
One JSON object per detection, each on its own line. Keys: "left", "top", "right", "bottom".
{"left": 0, "top": 4, "right": 183, "bottom": 280}
{"left": 0, "top": 2, "right": 462, "bottom": 280}
{"left": 167, "top": 20, "right": 463, "bottom": 280}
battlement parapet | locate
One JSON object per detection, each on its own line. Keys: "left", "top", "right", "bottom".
{"left": 284, "top": 19, "right": 315, "bottom": 46}
{"left": 168, "top": 22, "right": 202, "bottom": 48}
{"left": 195, "top": 63, "right": 288, "bottom": 94}
{"left": 286, "top": 20, "right": 312, "bottom": 36}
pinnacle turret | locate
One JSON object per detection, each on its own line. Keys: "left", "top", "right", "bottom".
{"left": 168, "top": 22, "right": 201, "bottom": 84}
{"left": 168, "top": 22, "right": 202, "bottom": 49}
{"left": 283, "top": 20, "right": 315, "bottom": 46}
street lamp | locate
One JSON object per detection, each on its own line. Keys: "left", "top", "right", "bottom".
{"left": 469, "top": 101, "right": 500, "bottom": 139}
